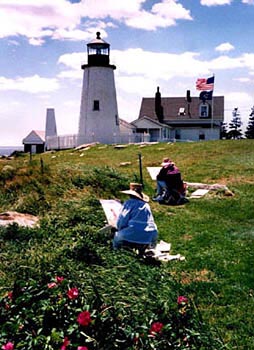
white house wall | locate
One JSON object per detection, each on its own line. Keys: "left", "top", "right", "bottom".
{"left": 172, "top": 127, "right": 220, "bottom": 141}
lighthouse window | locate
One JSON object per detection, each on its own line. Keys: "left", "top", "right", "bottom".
{"left": 93, "top": 100, "right": 100, "bottom": 111}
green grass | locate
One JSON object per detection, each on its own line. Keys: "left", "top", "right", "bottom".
{"left": 0, "top": 139, "right": 254, "bottom": 349}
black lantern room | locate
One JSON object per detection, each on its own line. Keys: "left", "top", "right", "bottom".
{"left": 82, "top": 32, "right": 115, "bottom": 69}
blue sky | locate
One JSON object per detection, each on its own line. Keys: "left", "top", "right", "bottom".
{"left": 0, "top": 0, "right": 254, "bottom": 146}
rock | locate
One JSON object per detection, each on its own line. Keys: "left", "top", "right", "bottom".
{"left": 0, "top": 211, "right": 39, "bottom": 228}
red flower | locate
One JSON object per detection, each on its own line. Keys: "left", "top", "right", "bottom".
{"left": 77, "top": 311, "right": 91, "bottom": 326}
{"left": 77, "top": 347, "right": 88, "bottom": 350}
{"left": 67, "top": 287, "right": 79, "bottom": 299}
{"left": 177, "top": 296, "right": 188, "bottom": 305}
{"left": 60, "top": 337, "right": 70, "bottom": 350}
{"left": 2, "top": 342, "right": 14, "bottom": 350}
{"left": 48, "top": 282, "right": 57, "bottom": 289}
{"left": 56, "top": 276, "right": 64, "bottom": 283}
{"left": 149, "top": 322, "right": 164, "bottom": 335}
{"left": 7, "top": 292, "right": 13, "bottom": 300}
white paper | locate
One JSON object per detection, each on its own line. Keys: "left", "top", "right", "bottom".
{"left": 99, "top": 199, "right": 123, "bottom": 227}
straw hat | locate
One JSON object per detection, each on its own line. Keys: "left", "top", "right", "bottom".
{"left": 161, "top": 157, "right": 172, "bottom": 166}
{"left": 121, "top": 183, "right": 149, "bottom": 202}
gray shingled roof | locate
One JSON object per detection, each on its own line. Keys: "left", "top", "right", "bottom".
{"left": 139, "top": 96, "right": 224, "bottom": 122}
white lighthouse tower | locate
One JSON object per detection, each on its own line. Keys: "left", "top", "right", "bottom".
{"left": 78, "top": 32, "right": 120, "bottom": 145}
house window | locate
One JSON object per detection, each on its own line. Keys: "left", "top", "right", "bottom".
{"left": 178, "top": 107, "right": 185, "bottom": 116}
{"left": 199, "top": 103, "right": 210, "bottom": 118}
{"left": 93, "top": 100, "right": 100, "bottom": 110}
{"left": 175, "top": 129, "right": 181, "bottom": 140}
{"left": 199, "top": 131, "right": 205, "bottom": 140}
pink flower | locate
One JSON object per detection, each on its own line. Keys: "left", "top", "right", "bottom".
{"left": 77, "top": 311, "right": 91, "bottom": 326}
{"left": 177, "top": 296, "right": 189, "bottom": 305}
{"left": 2, "top": 342, "right": 14, "bottom": 350}
{"left": 56, "top": 276, "right": 64, "bottom": 283}
{"left": 77, "top": 347, "right": 88, "bottom": 350}
{"left": 149, "top": 322, "right": 164, "bottom": 335}
{"left": 67, "top": 287, "right": 79, "bottom": 299}
{"left": 47, "top": 282, "right": 57, "bottom": 289}
{"left": 60, "top": 337, "right": 70, "bottom": 350}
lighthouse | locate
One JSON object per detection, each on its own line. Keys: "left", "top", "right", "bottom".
{"left": 78, "top": 32, "right": 120, "bottom": 145}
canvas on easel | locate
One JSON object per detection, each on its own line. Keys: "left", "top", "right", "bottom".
{"left": 99, "top": 199, "right": 122, "bottom": 227}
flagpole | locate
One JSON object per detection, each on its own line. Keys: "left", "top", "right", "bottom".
{"left": 211, "top": 73, "right": 215, "bottom": 138}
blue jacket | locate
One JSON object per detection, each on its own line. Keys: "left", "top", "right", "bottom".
{"left": 116, "top": 198, "right": 158, "bottom": 245}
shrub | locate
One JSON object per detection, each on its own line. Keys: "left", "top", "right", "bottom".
{"left": 72, "top": 167, "right": 130, "bottom": 197}
{"left": 0, "top": 275, "right": 224, "bottom": 350}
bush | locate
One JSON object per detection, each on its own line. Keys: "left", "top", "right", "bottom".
{"left": 0, "top": 275, "right": 224, "bottom": 350}
{"left": 72, "top": 167, "right": 130, "bottom": 197}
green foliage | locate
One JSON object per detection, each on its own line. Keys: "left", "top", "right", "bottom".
{"left": 71, "top": 166, "right": 130, "bottom": 197}
{"left": 245, "top": 109, "right": 254, "bottom": 139}
{"left": 1, "top": 140, "right": 254, "bottom": 349}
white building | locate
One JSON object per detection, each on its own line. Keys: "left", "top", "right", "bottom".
{"left": 78, "top": 32, "right": 120, "bottom": 145}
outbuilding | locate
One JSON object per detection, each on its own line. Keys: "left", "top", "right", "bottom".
{"left": 22, "top": 130, "right": 45, "bottom": 154}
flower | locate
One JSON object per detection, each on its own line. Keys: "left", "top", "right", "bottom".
{"left": 60, "top": 337, "right": 70, "bottom": 350}
{"left": 2, "top": 342, "right": 14, "bottom": 350}
{"left": 77, "top": 311, "right": 91, "bottom": 326}
{"left": 56, "top": 276, "right": 64, "bottom": 283}
{"left": 149, "top": 322, "right": 164, "bottom": 335}
{"left": 177, "top": 296, "right": 189, "bottom": 305}
{"left": 47, "top": 282, "right": 57, "bottom": 289}
{"left": 7, "top": 292, "right": 13, "bottom": 300}
{"left": 77, "top": 347, "right": 88, "bottom": 350}
{"left": 67, "top": 287, "right": 79, "bottom": 299}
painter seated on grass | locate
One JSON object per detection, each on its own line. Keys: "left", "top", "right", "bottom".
{"left": 113, "top": 183, "right": 158, "bottom": 250}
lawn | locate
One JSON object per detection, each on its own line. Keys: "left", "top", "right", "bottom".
{"left": 0, "top": 139, "right": 253, "bottom": 349}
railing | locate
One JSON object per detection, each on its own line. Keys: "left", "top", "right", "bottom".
{"left": 45, "top": 132, "right": 151, "bottom": 151}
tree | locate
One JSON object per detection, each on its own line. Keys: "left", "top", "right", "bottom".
{"left": 245, "top": 106, "right": 254, "bottom": 139}
{"left": 228, "top": 108, "right": 243, "bottom": 139}
{"left": 220, "top": 122, "right": 228, "bottom": 139}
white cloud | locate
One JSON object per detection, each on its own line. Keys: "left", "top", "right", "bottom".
{"left": 117, "top": 75, "right": 158, "bottom": 95}
{"left": 209, "top": 55, "right": 245, "bottom": 70}
{"left": 0, "top": 0, "right": 81, "bottom": 42}
{"left": 241, "top": 53, "right": 254, "bottom": 70}
{"left": 58, "top": 52, "right": 84, "bottom": 70}
{"left": 0, "top": 0, "right": 192, "bottom": 44}
{"left": 126, "top": 0, "right": 192, "bottom": 30}
{"left": 28, "top": 37, "right": 46, "bottom": 46}
{"left": 58, "top": 48, "right": 210, "bottom": 83}
{"left": 224, "top": 92, "right": 253, "bottom": 126}
{"left": 77, "top": 0, "right": 144, "bottom": 19}
{"left": 152, "top": 0, "right": 192, "bottom": 21}
{"left": 234, "top": 77, "right": 251, "bottom": 83}
{"left": 200, "top": 0, "right": 232, "bottom": 6}
{"left": 215, "top": 42, "right": 235, "bottom": 52}
{"left": 242, "top": 0, "right": 254, "bottom": 4}
{"left": 0, "top": 75, "right": 59, "bottom": 93}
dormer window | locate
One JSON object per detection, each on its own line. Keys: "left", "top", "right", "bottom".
{"left": 199, "top": 103, "right": 210, "bottom": 118}
{"left": 178, "top": 107, "right": 185, "bottom": 116}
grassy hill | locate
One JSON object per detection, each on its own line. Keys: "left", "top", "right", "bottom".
{"left": 0, "top": 140, "right": 253, "bottom": 349}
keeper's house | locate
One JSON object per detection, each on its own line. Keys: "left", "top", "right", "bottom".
{"left": 132, "top": 90, "right": 224, "bottom": 142}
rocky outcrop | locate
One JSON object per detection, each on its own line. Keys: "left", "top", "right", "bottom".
{"left": 0, "top": 211, "right": 39, "bottom": 227}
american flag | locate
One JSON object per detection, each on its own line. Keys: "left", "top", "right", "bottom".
{"left": 196, "top": 76, "right": 214, "bottom": 91}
